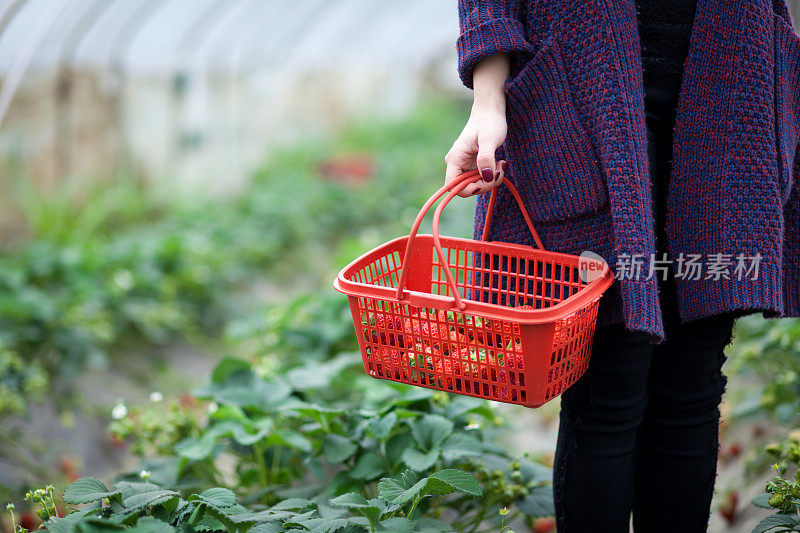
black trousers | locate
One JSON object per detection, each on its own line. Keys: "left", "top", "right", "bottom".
{"left": 552, "top": 62, "right": 736, "bottom": 532}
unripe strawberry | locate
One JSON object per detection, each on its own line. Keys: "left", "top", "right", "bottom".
{"left": 768, "top": 493, "right": 785, "bottom": 507}
{"left": 766, "top": 443, "right": 782, "bottom": 456}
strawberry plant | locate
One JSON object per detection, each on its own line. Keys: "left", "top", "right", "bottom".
{"left": 728, "top": 316, "right": 800, "bottom": 423}
{"left": 106, "top": 354, "right": 554, "bottom": 530}
{"left": 0, "top": 100, "right": 471, "bottom": 493}
{"left": 750, "top": 429, "right": 800, "bottom": 532}
{"left": 9, "top": 350, "right": 554, "bottom": 531}
{"left": 16, "top": 469, "right": 483, "bottom": 532}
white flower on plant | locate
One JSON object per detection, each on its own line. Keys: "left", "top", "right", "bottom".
{"left": 465, "top": 420, "right": 480, "bottom": 430}
{"left": 111, "top": 401, "right": 127, "bottom": 419}
{"left": 207, "top": 402, "right": 218, "bottom": 414}
{"left": 139, "top": 470, "right": 151, "bottom": 479}
{"left": 113, "top": 270, "right": 134, "bottom": 291}
{"left": 149, "top": 391, "right": 164, "bottom": 403}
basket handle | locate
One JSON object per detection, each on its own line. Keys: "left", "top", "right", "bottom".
{"left": 394, "top": 169, "right": 544, "bottom": 310}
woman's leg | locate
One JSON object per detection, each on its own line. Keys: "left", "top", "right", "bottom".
{"left": 631, "top": 307, "right": 734, "bottom": 532}
{"left": 553, "top": 323, "right": 654, "bottom": 532}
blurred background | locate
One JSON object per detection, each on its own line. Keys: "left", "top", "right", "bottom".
{"left": 1, "top": 1, "right": 799, "bottom": 532}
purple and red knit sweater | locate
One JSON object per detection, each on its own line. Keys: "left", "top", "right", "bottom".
{"left": 457, "top": 0, "right": 800, "bottom": 341}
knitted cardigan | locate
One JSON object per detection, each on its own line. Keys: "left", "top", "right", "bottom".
{"left": 457, "top": 0, "right": 800, "bottom": 341}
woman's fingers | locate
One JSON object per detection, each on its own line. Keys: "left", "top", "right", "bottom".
{"left": 470, "top": 160, "right": 506, "bottom": 196}
{"left": 445, "top": 138, "right": 481, "bottom": 198}
{"left": 444, "top": 110, "right": 507, "bottom": 197}
{"left": 476, "top": 129, "right": 503, "bottom": 181}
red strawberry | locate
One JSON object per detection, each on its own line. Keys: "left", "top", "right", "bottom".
{"left": 492, "top": 320, "right": 519, "bottom": 336}
{"left": 403, "top": 317, "right": 423, "bottom": 338}
{"left": 470, "top": 362, "right": 480, "bottom": 378}
{"left": 379, "top": 347, "right": 401, "bottom": 365}
{"left": 719, "top": 491, "right": 738, "bottom": 525}
{"left": 59, "top": 454, "right": 78, "bottom": 476}
{"left": 443, "top": 359, "right": 453, "bottom": 375}
{"left": 465, "top": 326, "right": 484, "bottom": 344}
{"left": 179, "top": 392, "right": 195, "bottom": 408}
{"left": 20, "top": 512, "right": 37, "bottom": 530}
{"left": 376, "top": 315, "right": 404, "bottom": 347}
{"left": 444, "top": 330, "right": 467, "bottom": 356}
{"left": 421, "top": 320, "right": 450, "bottom": 340}
{"left": 719, "top": 441, "right": 742, "bottom": 463}
{"left": 457, "top": 346, "right": 471, "bottom": 360}
{"left": 494, "top": 385, "right": 511, "bottom": 402}
{"left": 533, "top": 517, "right": 556, "bottom": 533}
{"left": 109, "top": 432, "right": 126, "bottom": 450}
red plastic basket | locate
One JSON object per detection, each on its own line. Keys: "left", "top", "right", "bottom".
{"left": 333, "top": 170, "right": 614, "bottom": 407}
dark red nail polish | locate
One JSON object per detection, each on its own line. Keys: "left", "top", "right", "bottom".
{"left": 494, "top": 172, "right": 501, "bottom": 181}
{"left": 501, "top": 161, "right": 508, "bottom": 172}
{"left": 481, "top": 168, "right": 493, "bottom": 182}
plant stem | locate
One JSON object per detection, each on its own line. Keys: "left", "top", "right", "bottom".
{"left": 407, "top": 496, "right": 421, "bottom": 519}
{"left": 270, "top": 446, "right": 282, "bottom": 484}
{"left": 253, "top": 442, "right": 269, "bottom": 488}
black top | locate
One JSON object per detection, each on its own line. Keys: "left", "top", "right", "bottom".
{"left": 636, "top": 0, "right": 698, "bottom": 75}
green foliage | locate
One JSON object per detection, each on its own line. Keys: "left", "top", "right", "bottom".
{"left": 728, "top": 316, "right": 800, "bottom": 423}
{"left": 23, "top": 347, "right": 553, "bottom": 532}
{"left": 103, "top": 283, "right": 553, "bottom": 530}
{"left": 9, "top": 173, "right": 153, "bottom": 245}
{"left": 0, "top": 343, "right": 47, "bottom": 416}
{"left": 108, "top": 354, "right": 552, "bottom": 530}
{"left": 732, "top": 316, "right": 800, "bottom": 532}
{"left": 0, "top": 99, "right": 469, "bottom": 423}
{"left": 1, "top": 100, "right": 554, "bottom": 531}
{"left": 751, "top": 429, "right": 800, "bottom": 533}
{"left": 225, "top": 292, "right": 356, "bottom": 366}
{"left": 24, "top": 468, "right": 485, "bottom": 533}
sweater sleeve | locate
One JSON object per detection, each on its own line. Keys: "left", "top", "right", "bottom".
{"left": 456, "top": 0, "right": 533, "bottom": 89}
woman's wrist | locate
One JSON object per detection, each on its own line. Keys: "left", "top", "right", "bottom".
{"left": 472, "top": 53, "right": 510, "bottom": 113}
{"left": 472, "top": 92, "right": 506, "bottom": 114}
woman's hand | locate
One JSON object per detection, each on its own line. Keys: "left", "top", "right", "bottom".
{"left": 445, "top": 53, "right": 511, "bottom": 197}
